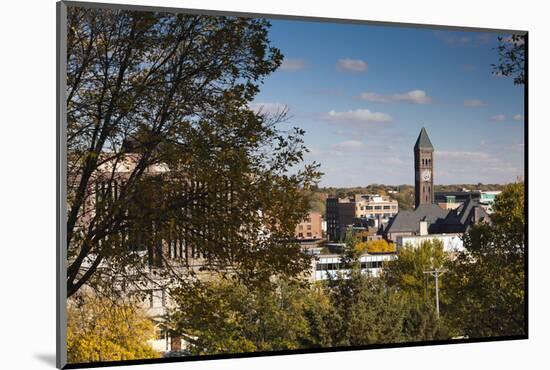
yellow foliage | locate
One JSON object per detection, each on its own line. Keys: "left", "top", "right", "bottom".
{"left": 355, "top": 241, "right": 368, "bottom": 253}
{"left": 67, "top": 295, "right": 160, "bottom": 364}
{"left": 366, "top": 239, "right": 396, "bottom": 253}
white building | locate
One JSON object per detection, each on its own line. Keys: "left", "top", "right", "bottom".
{"left": 395, "top": 233, "right": 464, "bottom": 253}
{"left": 313, "top": 253, "right": 396, "bottom": 280}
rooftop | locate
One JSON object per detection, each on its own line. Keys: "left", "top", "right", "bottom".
{"left": 414, "top": 127, "right": 434, "bottom": 150}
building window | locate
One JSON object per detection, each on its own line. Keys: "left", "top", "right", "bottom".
{"left": 307, "top": 225, "right": 312, "bottom": 230}
{"left": 383, "top": 205, "right": 391, "bottom": 210}
{"left": 366, "top": 206, "right": 373, "bottom": 210}
{"left": 374, "top": 206, "right": 382, "bottom": 210}
{"left": 306, "top": 232, "right": 312, "bottom": 237}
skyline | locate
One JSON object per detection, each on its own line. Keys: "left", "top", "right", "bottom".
{"left": 252, "top": 19, "right": 525, "bottom": 187}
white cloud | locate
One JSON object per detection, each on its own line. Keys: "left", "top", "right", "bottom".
{"left": 477, "top": 33, "right": 493, "bottom": 44}
{"left": 437, "top": 32, "right": 494, "bottom": 46}
{"left": 437, "top": 150, "right": 520, "bottom": 180}
{"left": 491, "top": 114, "right": 506, "bottom": 121}
{"left": 358, "top": 92, "right": 388, "bottom": 103}
{"left": 464, "top": 99, "right": 488, "bottom": 107}
{"left": 436, "top": 151, "right": 495, "bottom": 162}
{"left": 336, "top": 58, "right": 368, "bottom": 72}
{"left": 441, "top": 35, "right": 471, "bottom": 45}
{"left": 382, "top": 156, "right": 404, "bottom": 165}
{"left": 325, "top": 108, "right": 392, "bottom": 123}
{"left": 359, "top": 90, "right": 432, "bottom": 105}
{"left": 248, "top": 102, "right": 287, "bottom": 115}
{"left": 513, "top": 114, "right": 524, "bottom": 121}
{"left": 280, "top": 58, "right": 306, "bottom": 71}
{"left": 331, "top": 140, "right": 364, "bottom": 150}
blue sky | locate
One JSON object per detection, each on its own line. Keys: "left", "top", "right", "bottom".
{"left": 251, "top": 19, "right": 525, "bottom": 187}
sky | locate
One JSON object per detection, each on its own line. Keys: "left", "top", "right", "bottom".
{"left": 250, "top": 19, "right": 525, "bottom": 187}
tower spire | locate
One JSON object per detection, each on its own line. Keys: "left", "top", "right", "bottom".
{"left": 414, "top": 127, "right": 434, "bottom": 150}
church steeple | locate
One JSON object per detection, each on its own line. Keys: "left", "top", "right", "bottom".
{"left": 414, "top": 127, "right": 435, "bottom": 208}
{"left": 414, "top": 127, "right": 434, "bottom": 150}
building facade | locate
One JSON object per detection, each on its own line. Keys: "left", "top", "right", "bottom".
{"left": 326, "top": 197, "right": 355, "bottom": 241}
{"left": 326, "top": 194, "right": 398, "bottom": 241}
{"left": 395, "top": 232, "right": 464, "bottom": 253}
{"left": 313, "top": 253, "right": 396, "bottom": 280}
{"left": 295, "top": 212, "right": 323, "bottom": 239}
{"left": 354, "top": 194, "right": 399, "bottom": 223}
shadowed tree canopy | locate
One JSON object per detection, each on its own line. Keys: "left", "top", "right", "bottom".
{"left": 444, "top": 183, "right": 525, "bottom": 338}
{"left": 66, "top": 7, "right": 320, "bottom": 297}
{"left": 167, "top": 277, "right": 329, "bottom": 354}
{"left": 492, "top": 34, "right": 526, "bottom": 85}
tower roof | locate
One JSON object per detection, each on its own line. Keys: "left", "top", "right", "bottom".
{"left": 414, "top": 127, "right": 434, "bottom": 150}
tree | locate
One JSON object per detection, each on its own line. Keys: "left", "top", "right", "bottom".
{"left": 322, "top": 232, "right": 409, "bottom": 346}
{"left": 380, "top": 240, "right": 450, "bottom": 340}
{"left": 167, "top": 278, "right": 330, "bottom": 354}
{"left": 492, "top": 34, "right": 526, "bottom": 85}
{"left": 444, "top": 183, "right": 525, "bottom": 338}
{"left": 389, "top": 185, "right": 414, "bottom": 211}
{"left": 382, "top": 240, "right": 447, "bottom": 299}
{"left": 325, "top": 274, "right": 408, "bottom": 346}
{"left": 362, "top": 239, "right": 396, "bottom": 254}
{"left": 66, "top": 7, "right": 320, "bottom": 297}
{"left": 67, "top": 295, "right": 159, "bottom": 363}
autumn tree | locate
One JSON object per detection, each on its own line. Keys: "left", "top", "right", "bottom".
{"left": 167, "top": 277, "right": 331, "bottom": 354}
{"left": 364, "top": 239, "right": 396, "bottom": 254}
{"left": 66, "top": 7, "right": 320, "bottom": 297}
{"left": 382, "top": 240, "right": 447, "bottom": 299}
{"left": 67, "top": 295, "right": 160, "bottom": 363}
{"left": 444, "top": 183, "right": 525, "bottom": 338}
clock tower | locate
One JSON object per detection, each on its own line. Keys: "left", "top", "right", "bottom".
{"left": 414, "top": 127, "right": 434, "bottom": 208}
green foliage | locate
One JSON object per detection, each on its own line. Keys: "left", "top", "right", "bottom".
{"left": 324, "top": 235, "right": 446, "bottom": 345}
{"left": 168, "top": 278, "right": 330, "bottom": 354}
{"left": 383, "top": 240, "right": 447, "bottom": 299}
{"left": 378, "top": 240, "right": 450, "bottom": 341}
{"left": 444, "top": 183, "right": 525, "bottom": 338}
{"left": 325, "top": 272, "right": 407, "bottom": 346}
{"left": 67, "top": 295, "right": 159, "bottom": 363}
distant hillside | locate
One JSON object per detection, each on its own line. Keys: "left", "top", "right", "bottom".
{"left": 311, "top": 183, "right": 509, "bottom": 215}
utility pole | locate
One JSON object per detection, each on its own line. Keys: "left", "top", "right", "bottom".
{"left": 423, "top": 267, "right": 447, "bottom": 319}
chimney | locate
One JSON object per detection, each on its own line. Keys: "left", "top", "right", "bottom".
{"left": 419, "top": 220, "right": 428, "bottom": 236}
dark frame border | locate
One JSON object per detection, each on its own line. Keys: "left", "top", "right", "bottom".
{"left": 56, "top": 1, "right": 529, "bottom": 369}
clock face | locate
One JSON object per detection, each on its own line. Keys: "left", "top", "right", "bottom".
{"left": 422, "top": 170, "right": 431, "bottom": 181}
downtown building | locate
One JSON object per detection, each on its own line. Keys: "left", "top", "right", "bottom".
{"left": 326, "top": 194, "right": 398, "bottom": 241}
{"left": 383, "top": 128, "right": 491, "bottom": 252}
